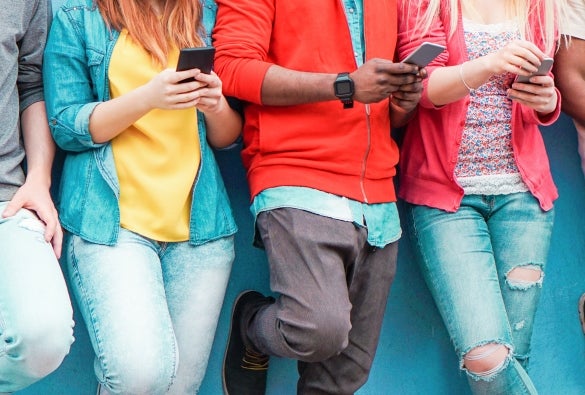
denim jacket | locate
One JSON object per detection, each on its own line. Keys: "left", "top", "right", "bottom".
{"left": 43, "top": 0, "right": 237, "bottom": 245}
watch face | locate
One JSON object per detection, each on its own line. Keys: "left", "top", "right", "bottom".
{"left": 336, "top": 81, "right": 352, "bottom": 95}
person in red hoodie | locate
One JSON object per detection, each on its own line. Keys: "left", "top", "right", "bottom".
{"left": 213, "top": 1, "right": 425, "bottom": 394}
{"left": 396, "top": 0, "right": 561, "bottom": 393}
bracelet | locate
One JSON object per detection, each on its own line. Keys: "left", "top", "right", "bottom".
{"left": 459, "top": 62, "right": 475, "bottom": 94}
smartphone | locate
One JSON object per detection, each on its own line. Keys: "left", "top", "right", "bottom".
{"left": 401, "top": 42, "right": 446, "bottom": 68}
{"left": 515, "top": 57, "right": 554, "bottom": 83}
{"left": 176, "top": 47, "right": 215, "bottom": 83}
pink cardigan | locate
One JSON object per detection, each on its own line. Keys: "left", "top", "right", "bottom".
{"left": 396, "top": 0, "right": 561, "bottom": 212}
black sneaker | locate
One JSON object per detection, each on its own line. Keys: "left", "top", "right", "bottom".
{"left": 579, "top": 293, "right": 585, "bottom": 333}
{"left": 223, "top": 290, "right": 272, "bottom": 395}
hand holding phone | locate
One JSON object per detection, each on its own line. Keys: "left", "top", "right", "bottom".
{"left": 176, "top": 47, "right": 215, "bottom": 83}
{"left": 401, "top": 42, "right": 446, "bottom": 68}
{"left": 515, "top": 57, "right": 554, "bottom": 83}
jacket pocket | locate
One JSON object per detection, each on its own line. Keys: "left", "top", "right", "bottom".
{"left": 86, "top": 48, "right": 105, "bottom": 91}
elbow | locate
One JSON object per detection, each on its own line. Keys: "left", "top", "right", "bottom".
{"left": 89, "top": 133, "right": 110, "bottom": 145}
{"left": 208, "top": 132, "right": 242, "bottom": 150}
{"left": 560, "top": 96, "right": 585, "bottom": 124}
{"left": 51, "top": 128, "right": 104, "bottom": 153}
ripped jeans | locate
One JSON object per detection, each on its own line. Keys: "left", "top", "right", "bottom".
{"left": 0, "top": 203, "right": 74, "bottom": 393}
{"left": 407, "top": 193, "right": 554, "bottom": 395}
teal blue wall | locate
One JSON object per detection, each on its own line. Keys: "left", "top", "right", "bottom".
{"left": 25, "top": 2, "right": 584, "bottom": 392}
{"left": 22, "top": 114, "right": 585, "bottom": 395}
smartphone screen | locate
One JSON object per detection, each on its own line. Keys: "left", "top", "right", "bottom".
{"left": 401, "top": 42, "right": 446, "bottom": 68}
{"left": 176, "top": 47, "right": 215, "bottom": 83}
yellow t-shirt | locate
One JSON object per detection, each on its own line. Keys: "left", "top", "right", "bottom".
{"left": 109, "top": 30, "right": 200, "bottom": 241}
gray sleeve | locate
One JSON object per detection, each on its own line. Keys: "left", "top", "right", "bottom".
{"left": 17, "top": 0, "right": 51, "bottom": 113}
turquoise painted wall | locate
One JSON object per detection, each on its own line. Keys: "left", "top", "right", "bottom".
{"left": 22, "top": 114, "right": 585, "bottom": 395}
{"left": 23, "top": 2, "right": 584, "bottom": 393}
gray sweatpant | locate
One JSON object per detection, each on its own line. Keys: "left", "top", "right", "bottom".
{"left": 249, "top": 207, "right": 398, "bottom": 395}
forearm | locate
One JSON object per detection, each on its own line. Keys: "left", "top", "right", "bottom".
{"left": 20, "top": 101, "right": 55, "bottom": 188}
{"left": 261, "top": 65, "right": 337, "bottom": 106}
{"left": 390, "top": 101, "right": 416, "bottom": 128}
{"left": 89, "top": 85, "right": 153, "bottom": 143}
{"left": 427, "top": 57, "right": 493, "bottom": 105}
{"left": 203, "top": 97, "right": 242, "bottom": 148}
{"left": 561, "top": 86, "right": 585, "bottom": 124}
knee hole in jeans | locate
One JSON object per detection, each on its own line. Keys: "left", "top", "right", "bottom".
{"left": 506, "top": 265, "right": 543, "bottom": 288}
{"left": 464, "top": 343, "right": 510, "bottom": 377}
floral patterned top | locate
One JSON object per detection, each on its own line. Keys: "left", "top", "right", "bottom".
{"left": 455, "top": 19, "right": 529, "bottom": 195}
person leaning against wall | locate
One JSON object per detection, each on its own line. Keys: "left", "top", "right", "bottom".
{"left": 213, "top": 1, "right": 425, "bottom": 394}
{"left": 397, "top": 0, "right": 561, "bottom": 393}
{"left": 43, "top": 0, "right": 242, "bottom": 394}
{"left": 0, "top": 1, "right": 75, "bottom": 394}
{"left": 553, "top": 0, "right": 585, "bottom": 335}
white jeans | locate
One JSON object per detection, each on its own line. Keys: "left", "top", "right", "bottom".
{"left": 66, "top": 228, "right": 234, "bottom": 395}
{"left": 0, "top": 202, "right": 74, "bottom": 393}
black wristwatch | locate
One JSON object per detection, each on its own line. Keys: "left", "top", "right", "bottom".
{"left": 334, "top": 72, "right": 354, "bottom": 109}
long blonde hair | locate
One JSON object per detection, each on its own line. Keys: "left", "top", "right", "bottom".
{"left": 402, "top": 0, "right": 561, "bottom": 54}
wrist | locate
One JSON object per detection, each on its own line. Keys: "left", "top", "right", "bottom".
{"left": 23, "top": 171, "right": 52, "bottom": 189}
{"left": 459, "top": 62, "right": 477, "bottom": 93}
{"left": 390, "top": 100, "right": 411, "bottom": 114}
{"left": 137, "top": 83, "right": 158, "bottom": 112}
{"left": 390, "top": 100, "right": 417, "bottom": 127}
{"left": 200, "top": 95, "right": 229, "bottom": 116}
{"left": 334, "top": 72, "right": 355, "bottom": 109}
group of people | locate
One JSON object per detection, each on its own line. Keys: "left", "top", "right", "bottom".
{"left": 0, "top": 1, "right": 582, "bottom": 395}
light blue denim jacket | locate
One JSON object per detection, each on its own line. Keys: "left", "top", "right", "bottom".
{"left": 43, "top": 0, "right": 237, "bottom": 246}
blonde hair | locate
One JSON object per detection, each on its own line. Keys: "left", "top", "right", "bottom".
{"left": 402, "top": 0, "right": 561, "bottom": 54}
{"left": 97, "top": 0, "right": 204, "bottom": 66}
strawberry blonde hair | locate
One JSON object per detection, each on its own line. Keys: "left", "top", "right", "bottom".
{"left": 96, "top": 0, "right": 204, "bottom": 66}
{"left": 401, "top": 0, "right": 561, "bottom": 54}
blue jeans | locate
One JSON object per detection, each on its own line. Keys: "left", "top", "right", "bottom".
{"left": 0, "top": 203, "right": 74, "bottom": 394}
{"left": 65, "top": 228, "right": 234, "bottom": 395}
{"left": 406, "top": 193, "right": 554, "bottom": 395}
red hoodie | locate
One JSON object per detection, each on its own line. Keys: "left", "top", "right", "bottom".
{"left": 213, "top": 0, "right": 400, "bottom": 204}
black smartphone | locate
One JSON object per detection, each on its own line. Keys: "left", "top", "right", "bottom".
{"left": 176, "top": 47, "right": 215, "bottom": 83}
{"left": 401, "top": 42, "right": 446, "bottom": 68}
{"left": 515, "top": 57, "right": 554, "bottom": 83}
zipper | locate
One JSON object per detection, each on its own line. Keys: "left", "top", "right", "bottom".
{"left": 360, "top": 104, "right": 372, "bottom": 203}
